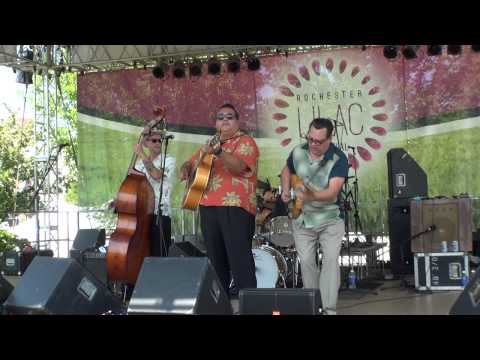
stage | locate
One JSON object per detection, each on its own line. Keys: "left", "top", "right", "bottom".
{"left": 3, "top": 275, "right": 461, "bottom": 315}
{"left": 228, "top": 280, "right": 461, "bottom": 315}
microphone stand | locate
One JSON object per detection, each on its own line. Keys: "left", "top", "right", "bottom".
{"left": 155, "top": 134, "right": 171, "bottom": 257}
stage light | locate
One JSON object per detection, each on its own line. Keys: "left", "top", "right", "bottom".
{"left": 152, "top": 62, "right": 167, "bottom": 79}
{"left": 189, "top": 59, "right": 203, "bottom": 77}
{"left": 402, "top": 45, "right": 419, "bottom": 59}
{"left": 447, "top": 45, "right": 462, "bottom": 55}
{"left": 172, "top": 60, "right": 186, "bottom": 78}
{"left": 383, "top": 45, "right": 399, "bottom": 59}
{"left": 471, "top": 45, "right": 480, "bottom": 52}
{"left": 227, "top": 56, "right": 241, "bottom": 73}
{"left": 246, "top": 56, "right": 261, "bottom": 71}
{"left": 427, "top": 45, "right": 442, "bottom": 56}
{"left": 16, "top": 45, "right": 33, "bottom": 85}
{"left": 208, "top": 57, "right": 221, "bottom": 75}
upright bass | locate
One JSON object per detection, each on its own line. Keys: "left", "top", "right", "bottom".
{"left": 106, "top": 108, "right": 166, "bottom": 284}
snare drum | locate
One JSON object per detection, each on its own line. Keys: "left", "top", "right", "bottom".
{"left": 252, "top": 245, "right": 288, "bottom": 288}
{"left": 268, "top": 216, "right": 295, "bottom": 248}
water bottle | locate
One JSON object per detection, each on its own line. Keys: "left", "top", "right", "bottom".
{"left": 461, "top": 270, "right": 469, "bottom": 287}
{"left": 348, "top": 269, "right": 357, "bottom": 289}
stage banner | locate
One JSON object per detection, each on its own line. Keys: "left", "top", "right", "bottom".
{"left": 77, "top": 46, "right": 480, "bottom": 234}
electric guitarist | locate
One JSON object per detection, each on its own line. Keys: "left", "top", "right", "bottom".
{"left": 280, "top": 117, "right": 348, "bottom": 315}
{"left": 179, "top": 103, "right": 260, "bottom": 296}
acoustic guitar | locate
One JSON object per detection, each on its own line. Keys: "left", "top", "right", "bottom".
{"left": 182, "top": 133, "right": 221, "bottom": 210}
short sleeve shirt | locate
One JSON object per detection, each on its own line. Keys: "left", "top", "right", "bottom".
{"left": 189, "top": 131, "right": 259, "bottom": 215}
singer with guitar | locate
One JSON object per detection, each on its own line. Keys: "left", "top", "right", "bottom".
{"left": 280, "top": 118, "right": 348, "bottom": 315}
{"left": 179, "top": 103, "right": 259, "bottom": 297}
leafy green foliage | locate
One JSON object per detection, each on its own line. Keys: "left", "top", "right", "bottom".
{"left": 29, "top": 72, "right": 78, "bottom": 205}
{"left": 0, "top": 113, "right": 34, "bottom": 222}
{"left": 0, "top": 229, "right": 29, "bottom": 252}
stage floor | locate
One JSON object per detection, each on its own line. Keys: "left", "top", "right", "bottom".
{"left": 231, "top": 280, "right": 462, "bottom": 315}
{"left": 3, "top": 276, "right": 461, "bottom": 315}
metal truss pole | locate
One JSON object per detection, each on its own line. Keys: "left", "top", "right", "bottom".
{"left": 33, "top": 45, "right": 60, "bottom": 255}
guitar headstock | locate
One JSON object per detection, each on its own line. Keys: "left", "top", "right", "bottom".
{"left": 143, "top": 106, "right": 167, "bottom": 136}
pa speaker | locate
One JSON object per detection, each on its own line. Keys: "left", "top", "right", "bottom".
{"left": 70, "top": 229, "right": 106, "bottom": 260}
{"left": 3, "top": 257, "right": 122, "bottom": 315}
{"left": 127, "top": 257, "right": 232, "bottom": 315}
{"left": 239, "top": 288, "right": 322, "bottom": 315}
{"left": 387, "top": 148, "right": 428, "bottom": 199}
{"left": 0, "top": 274, "right": 13, "bottom": 303}
{"left": 388, "top": 198, "right": 414, "bottom": 275}
{"left": 449, "top": 266, "right": 480, "bottom": 315}
{"left": 168, "top": 241, "right": 205, "bottom": 257}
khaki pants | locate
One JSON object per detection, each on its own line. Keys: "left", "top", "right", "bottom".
{"left": 293, "top": 218, "right": 344, "bottom": 315}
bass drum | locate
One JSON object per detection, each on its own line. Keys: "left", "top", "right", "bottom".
{"left": 252, "top": 246, "right": 288, "bottom": 288}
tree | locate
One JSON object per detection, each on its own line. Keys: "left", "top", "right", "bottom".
{"left": 29, "top": 71, "right": 79, "bottom": 204}
{"left": 0, "top": 112, "right": 34, "bottom": 222}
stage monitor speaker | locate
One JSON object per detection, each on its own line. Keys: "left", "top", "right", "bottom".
{"left": 3, "top": 257, "right": 122, "bottom": 315}
{"left": 0, "top": 274, "right": 13, "bottom": 304}
{"left": 239, "top": 288, "right": 322, "bottom": 315}
{"left": 70, "top": 229, "right": 106, "bottom": 261}
{"left": 127, "top": 257, "right": 232, "bottom": 315}
{"left": 81, "top": 251, "right": 107, "bottom": 286}
{"left": 388, "top": 198, "right": 414, "bottom": 275}
{"left": 387, "top": 148, "right": 428, "bottom": 199}
{"left": 449, "top": 266, "right": 480, "bottom": 315}
{"left": 168, "top": 241, "right": 206, "bottom": 257}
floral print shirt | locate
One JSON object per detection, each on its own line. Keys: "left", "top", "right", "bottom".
{"left": 188, "top": 131, "right": 259, "bottom": 215}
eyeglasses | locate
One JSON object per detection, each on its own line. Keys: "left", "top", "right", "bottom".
{"left": 149, "top": 139, "right": 162, "bottom": 144}
{"left": 307, "top": 137, "right": 328, "bottom": 146}
{"left": 216, "top": 113, "right": 236, "bottom": 121}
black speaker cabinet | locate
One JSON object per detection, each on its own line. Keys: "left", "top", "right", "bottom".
{"left": 0, "top": 274, "right": 13, "bottom": 304}
{"left": 127, "top": 257, "right": 232, "bottom": 315}
{"left": 168, "top": 241, "right": 206, "bottom": 257}
{"left": 70, "top": 229, "right": 106, "bottom": 261}
{"left": 1, "top": 249, "right": 54, "bottom": 276}
{"left": 81, "top": 251, "right": 107, "bottom": 286}
{"left": 450, "top": 266, "right": 480, "bottom": 315}
{"left": 388, "top": 198, "right": 414, "bottom": 275}
{"left": 239, "top": 288, "right": 321, "bottom": 315}
{"left": 3, "top": 257, "right": 122, "bottom": 315}
{"left": 387, "top": 148, "right": 428, "bottom": 199}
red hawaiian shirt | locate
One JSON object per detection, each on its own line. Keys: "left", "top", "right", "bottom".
{"left": 188, "top": 131, "right": 259, "bottom": 215}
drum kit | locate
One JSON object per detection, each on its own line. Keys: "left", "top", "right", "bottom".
{"left": 252, "top": 180, "right": 302, "bottom": 288}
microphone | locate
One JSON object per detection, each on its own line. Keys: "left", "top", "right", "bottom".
{"left": 427, "top": 224, "right": 436, "bottom": 232}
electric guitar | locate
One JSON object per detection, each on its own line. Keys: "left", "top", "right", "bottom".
{"left": 181, "top": 133, "right": 221, "bottom": 210}
{"left": 289, "top": 175, "right": 315, "bottom": 219}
